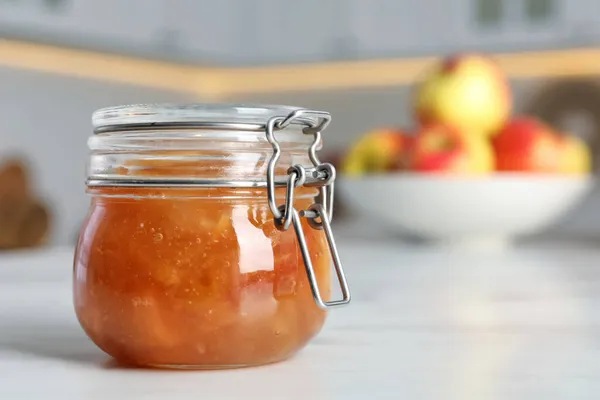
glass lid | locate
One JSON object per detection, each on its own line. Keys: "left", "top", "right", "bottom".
{"left": 92, "top": 103, "right": 311, "bottom": 133}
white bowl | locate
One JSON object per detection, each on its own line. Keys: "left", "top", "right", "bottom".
{"left": 338, "top": 174, "right": 594, "bottom": 249}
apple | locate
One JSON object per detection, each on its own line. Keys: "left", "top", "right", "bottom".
{"left": 414, "top": 53, "right": 512, "bottom": 136}
{"left": 342, "top": 128, "right": 412, "bottom": 176}
{"left": 492, "top": 117, "right": 563, "bottom": 173}
{"left": 557, "top": 133, "right": 592, "bottom": 175}
{"left": 409, "top": 124, "right": 494, "bottom": 174}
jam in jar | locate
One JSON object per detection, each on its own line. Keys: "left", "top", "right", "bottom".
{"left": 74, "top": 104, "right": 350, "bottom": 368}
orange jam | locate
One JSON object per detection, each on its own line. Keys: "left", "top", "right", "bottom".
{"left": 74, "top": 187, "right": 330, "bottom": 368}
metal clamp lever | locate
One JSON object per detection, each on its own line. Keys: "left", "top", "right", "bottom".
{"left": 294, "top": 204, "right": 351, "bottom": 309}
{"left": 265, "top": 109, "right": 351, "bottom": 310}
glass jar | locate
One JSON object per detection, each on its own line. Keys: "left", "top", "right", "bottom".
{"left": 73, "top": 104, "right": 350, "bottom": 369}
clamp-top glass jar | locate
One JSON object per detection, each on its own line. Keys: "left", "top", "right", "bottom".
{"left": 73, "top": 104, "right": 351, "bottom": 369}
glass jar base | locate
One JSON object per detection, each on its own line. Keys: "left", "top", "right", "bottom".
{"left": 127, "top": 356, "right": 293, "bottom": 370}
{"left": 144, "top": 363, "right": 264, "bottom": 370}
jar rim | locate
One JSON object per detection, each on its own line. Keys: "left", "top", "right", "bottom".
{"left": 92, "top": 103, "right": 315, "bottom": 133}
{"left": 87, "top": 104, "right": 331, "bottom": 190}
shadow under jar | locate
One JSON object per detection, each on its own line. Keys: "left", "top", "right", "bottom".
{"left": 73, "top": 104, "right": 351, "bottom": 369}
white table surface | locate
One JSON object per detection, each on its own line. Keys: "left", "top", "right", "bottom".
{"left": 2, "top": 236, "right": 600, "bottom": 399}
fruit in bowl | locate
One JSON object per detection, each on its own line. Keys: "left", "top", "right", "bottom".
{"left": 558, "top": 134, "right": 592, "bottom": 174}
{"left": 339, "top": 119, "right": 593, "bottom": 247}
{"left": 492, "top": 116, "right": 592, "bottom": 174}
{"left": 409, "top": 124, "right": 494, "bottom": 174}
{"left": 413, "top": 54, "right": 511, "bottom": 137}
{"left": 338, "top": 52, "right": 594, "bottom": 247}
{"left": 492, "top": 117, "right": 563, "bottom": 173}
{"left": 342, "top": 128, "right": 412, "bottom": 176}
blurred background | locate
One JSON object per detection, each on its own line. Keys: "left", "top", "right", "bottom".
{"left": 1, "top": 0, "right": 600, "bottom": 248}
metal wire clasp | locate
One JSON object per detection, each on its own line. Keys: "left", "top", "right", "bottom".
{"left": 265, "top": 109, "right": 351, "bottom": 310}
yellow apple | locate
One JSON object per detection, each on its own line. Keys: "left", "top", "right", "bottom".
{"left": 557, "top": 134, "right": 592, "bottom": 175}
{"left": 414, "top": 54, "right": 512, "bottom": 136}
{"left": 342, "top": 128, "right": 412, "bottom": 176}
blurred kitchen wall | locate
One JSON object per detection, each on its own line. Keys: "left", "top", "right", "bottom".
{"left": 1, "top": 0, "right": 600, "bottom": 244}
{"left": 0, "top": 67, "right": 194, "bottom": 245}
{"left": 3, "top": 0, "right": 598, "bottom": 66}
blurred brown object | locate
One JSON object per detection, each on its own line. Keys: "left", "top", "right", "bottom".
{"left": 0, "top": 158, "right": 50, "bottom": 249}
{"left": 0, "top": 158, "right": 29, "bottom": 199}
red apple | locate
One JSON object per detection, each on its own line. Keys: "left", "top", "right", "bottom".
{"left": 342, "top": 128, "right": 412, "bottom": 176}
{"left": 492, "top": 117, "right": 563, "bottom": 173}
{"left": 409, "top": 124, "right": 494, "bottom": 174}
{"left": 414, "top": 53, "right": 512, "bottom": 136}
